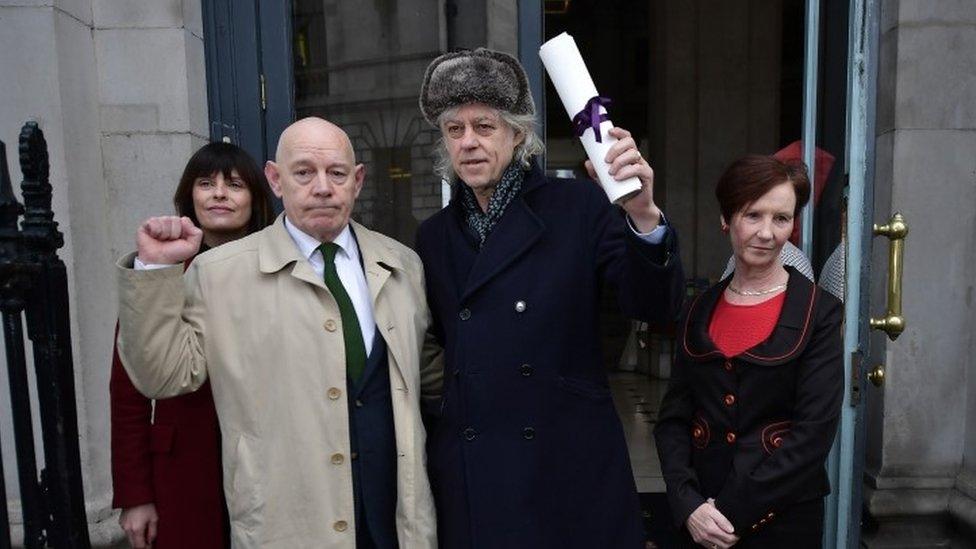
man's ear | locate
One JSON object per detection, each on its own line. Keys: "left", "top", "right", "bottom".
{"left": 719, "top": 214, "right": 729, "bottom": 232}
{"left": 265, "top": 161, "right": 283, "bottom": 198}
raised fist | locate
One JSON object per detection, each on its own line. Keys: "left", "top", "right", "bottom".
{"left": 136, "top": 216, "right": 203, "bottom": 265}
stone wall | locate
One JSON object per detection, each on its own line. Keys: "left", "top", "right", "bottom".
{"left": 863, "top": 0, "right": 976, "bottom": 546}
{"left": 0, "top": 0, "right": 207, "bottom": 545}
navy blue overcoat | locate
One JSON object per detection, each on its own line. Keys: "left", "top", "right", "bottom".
{"left": 416, "top": 164, "right": 685, "bottom": 548}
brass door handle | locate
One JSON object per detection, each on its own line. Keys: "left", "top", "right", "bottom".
{"left": 870, "top": 213, "right": 908, "bottom": 340}
{"left": 868, "top": 365, "right": 885, "bottom": 387}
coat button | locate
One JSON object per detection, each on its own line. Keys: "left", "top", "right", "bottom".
{"left": 514, "top": 300, "right": 527, "bottom": 313}
{"left": 519, "top": 364, "right": 534, "bottom": 377}
{"left": 724, "top": 394, "right": 736, "bottom": 406}
{"left": 726, "top": 432, "right": 737, "bottom": 444}
{"left": 462, "top": 427, "right": 477, "bottom": 441}
{"left": 327, "top": 387, "right": 342, "bottom": 400}
{"left": 522, "top": 427, "right": 535, "bottom": 440}
{"left": 355, "top": 399, "right": 364, "bottom": 408}
{"left": 723, "top": 360, "right": 734, "bottom": 372}
{"left": 330, "top": 453, "right": 344, "bottom": 465}
{"left": 324, "top": 319, "right": 337, "bottom": 332}
{"left": 333, "top": 520, "right": 348, "bottom": 532}
{"left": 351, "top": 452, "right": 359, "bottom": 460}
{"left": 459, "top": 308, "right": 471, "bottom": 321}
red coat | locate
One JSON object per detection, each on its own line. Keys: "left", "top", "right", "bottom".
{"left": 110, "top": 328, "right": 229, "bottom": 548}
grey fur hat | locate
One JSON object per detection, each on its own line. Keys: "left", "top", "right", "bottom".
{"left": 419, "top": 48, "right": 535, "bottom": 127}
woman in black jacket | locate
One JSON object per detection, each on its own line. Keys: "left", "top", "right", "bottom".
{"left": 655, "top": 155, "right": 844, "bottom": 548}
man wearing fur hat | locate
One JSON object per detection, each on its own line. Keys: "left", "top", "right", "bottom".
{"left": 415, "top": 48, "right": 685, "bottom": 548}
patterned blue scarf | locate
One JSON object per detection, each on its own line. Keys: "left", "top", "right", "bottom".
{"left": 459, "top": 162, "right": 525, "bottom": 247}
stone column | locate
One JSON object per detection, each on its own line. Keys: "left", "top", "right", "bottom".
{"left": 862, "top": 1, "right": 976, "bottom": 546}
{"left": 0, "top": 0, "right": 208, "bottom": 545}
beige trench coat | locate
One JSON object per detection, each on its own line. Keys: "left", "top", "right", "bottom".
{"left": 116, "top": 217, "right": 439, "bottom": 548}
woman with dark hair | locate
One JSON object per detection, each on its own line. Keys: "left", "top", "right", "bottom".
{"left": 655, "top": 155, "right": 844, "bottom": 548}
{"left": 110, "top": 142, "right": 273, "bottom": 549}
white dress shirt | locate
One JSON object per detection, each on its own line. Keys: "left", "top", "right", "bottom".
{"left": 627, "top": 213, "right": 668, "bottom": 245}
{"left": 284, "top": 217, "right": 377, "bottom": 356}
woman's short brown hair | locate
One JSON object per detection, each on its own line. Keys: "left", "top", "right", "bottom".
{"left": 715, "top": 154, "right": 811, "bottom": 222}
{"left": 172, "top": 142, "right": 274, "bottom": 234}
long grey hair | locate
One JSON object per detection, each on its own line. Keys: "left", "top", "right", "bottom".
{"left": 432, "top": 105, "right": 545, "bottom": 182}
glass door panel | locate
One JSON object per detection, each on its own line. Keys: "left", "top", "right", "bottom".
{"left": 289, "top": 0, "right": 446, "bottom": 247}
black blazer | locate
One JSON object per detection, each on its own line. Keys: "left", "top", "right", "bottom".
{"left": 654, "top": 266, "right": 844, "bottom": 537}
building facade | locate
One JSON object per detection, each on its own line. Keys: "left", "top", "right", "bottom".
{"left": 0, "top": 0, "right": 973, "bottom": 546}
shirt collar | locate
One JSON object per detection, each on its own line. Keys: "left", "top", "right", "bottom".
{"left": 283, "top": 217, "right": 356, "bottom": 262}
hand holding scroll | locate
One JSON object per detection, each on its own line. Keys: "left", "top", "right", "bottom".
{"left": 585, "top": 127, "right": 662, "bottom": 233}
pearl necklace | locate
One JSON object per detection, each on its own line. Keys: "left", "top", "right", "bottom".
{"left": 727, "top": 282, "right": 788, "bottom": 296}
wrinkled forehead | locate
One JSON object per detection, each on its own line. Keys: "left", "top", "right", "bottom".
{"left": 280, "top": 136, "right": 355, "bottom": 168}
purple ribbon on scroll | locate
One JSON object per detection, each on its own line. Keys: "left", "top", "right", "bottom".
{"left": 572, "top": 96, "right": 612, "bottom": 143}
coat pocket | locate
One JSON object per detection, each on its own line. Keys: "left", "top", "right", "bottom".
{"left": 691, "top": 412, "right": 710, "bottom": 450}
{"left": 762, "top": 421, "right": 792, "bottom": 455}
{"left": 225, "top": 433, "right": 263, "bottom": 533}
{"left": 557, "top": 375, "right": 612, "bottom": 401}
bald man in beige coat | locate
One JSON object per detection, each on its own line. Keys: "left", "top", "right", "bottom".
{"left": 116, "top": 118, "right": 440, "bottom": 548}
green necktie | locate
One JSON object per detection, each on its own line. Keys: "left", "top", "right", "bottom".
{"left": 318, "top": 242, "right": 367, "bottom": 383}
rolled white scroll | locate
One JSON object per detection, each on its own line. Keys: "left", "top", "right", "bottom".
{"left": 539, "top": 32, "right": 642, "bottom": 204}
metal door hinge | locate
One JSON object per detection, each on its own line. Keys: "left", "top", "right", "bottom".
{"left": 260, "top": 74, "right": 267, "bottom": 111}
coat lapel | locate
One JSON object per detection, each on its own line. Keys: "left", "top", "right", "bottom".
{"left": 681, "top": 278, "right": 728, "bottom": 360}
{"left": 459, "top": 167, "right": 547, "bottom": 302}
{"left": 741, "top": 268, "right": 817, "bottom": 365}
{"left": 352, "top": 221, "right": 410, "bottom": 391}
{"left": 257, "top": 214, "right": 328, "bottom": 290}
{"left": 682, "top": 266, "right": 818, "bottom": 365}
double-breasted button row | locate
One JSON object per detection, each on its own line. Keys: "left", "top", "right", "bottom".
{"left": 330, "top": 453, "right": 344, "bottom": 465}
{"left": 461, "top": 426, "right": 536, "bottom": 440}
{"left": 334, "top": 520, "right": 348, "bottom": 532}
{"left": 327, "top": 387, "right": 342, "bottom": 400}
{"left": 460, "top": 301, "right": 527, "bottom": 321}
{"left": 751, "top": 511, "right": 776, "bottom": 532}
{"left": 324, "top": 319, "right": 337, "bottom": 332}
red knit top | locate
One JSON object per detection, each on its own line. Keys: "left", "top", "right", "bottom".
{"left": 708, "top": 291, "right": 787, "bottom": 357}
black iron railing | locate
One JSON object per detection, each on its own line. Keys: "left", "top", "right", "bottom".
{"left": 0, "top": 122, "right": 90, "bottom": 548}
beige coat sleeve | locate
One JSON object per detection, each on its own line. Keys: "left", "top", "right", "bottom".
{"left": 115, "top": 252, "right": 208, "bottom": 399}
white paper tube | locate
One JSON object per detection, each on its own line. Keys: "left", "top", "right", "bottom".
{"left": 539, "top": 32, "right": 642, "bottom": 204}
